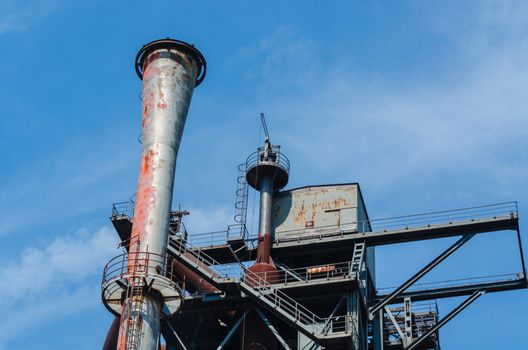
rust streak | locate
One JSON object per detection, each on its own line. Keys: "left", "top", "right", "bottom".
{"left": 128, "top": 149, "right": 157, "bottom": 268}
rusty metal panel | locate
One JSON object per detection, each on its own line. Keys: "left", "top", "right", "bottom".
{"left": 340, "top": 207, "right": 358, "bottom": 231}
{"left": 271, "top": 184, "right": 359, "bottom": 240}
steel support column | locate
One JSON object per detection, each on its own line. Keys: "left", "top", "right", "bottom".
{"left": 255, "top": 308, "right": 292, "bottom": 350}
{"left": 216, "top": 310, "right": 251, "bottom": 350}
{"left": 161, "top": 322, "right": 187, "bottom": 350}
{"left": 372, "top": 309, "right": 384, "bottom": 350}
{"left": 516, "top": 228, "right": 527, "bottom": 278}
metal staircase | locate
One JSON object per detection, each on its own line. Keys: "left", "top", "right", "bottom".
{"left": 168, "top": 237, "right": 357, "bottom": 342}
{"left": 239, "top": 268, "right": 354, "bottom": 341}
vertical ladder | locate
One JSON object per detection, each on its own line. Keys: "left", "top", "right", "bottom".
{"left": 233, "top": 163, "right": 249, "bottom": 233}
{"left": 351, "top": 242, "right": 366, "bottom": 272}
{"left": 123, "top": 277, "right": 144, "bottom": 349}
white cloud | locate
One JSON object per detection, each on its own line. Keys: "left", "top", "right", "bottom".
{"left": 184, "top": 206, "right": 234, "bottom": 234}
{"left": 0, "top": 286, "right": 98, "bottom": 347}
{"left": 0, "top": 226, "right": 118, "bottom": 344}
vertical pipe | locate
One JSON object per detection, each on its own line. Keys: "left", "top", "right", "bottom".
{"left": 117, "top": 39, "right": 205, "bottom": 350}
{"left": 102, "top": 317, "right": 120, "bottom": 350}
{"left": 256, "top": 176, "right": 273, "bottom": 263}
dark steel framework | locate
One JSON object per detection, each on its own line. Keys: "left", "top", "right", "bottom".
{"left": 106, "top": 194, "right": 526, "bottom": 349}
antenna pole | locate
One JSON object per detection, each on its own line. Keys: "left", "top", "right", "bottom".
{"left": 260, "top": 113, "right": 270, "bottom": 143}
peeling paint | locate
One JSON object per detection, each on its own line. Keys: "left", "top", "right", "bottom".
{"left": 272, "top": 184, "right": 359, "bottom": 239}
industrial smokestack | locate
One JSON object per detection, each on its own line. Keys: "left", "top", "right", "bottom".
{"left": 116, "top": 38, "right": 206, "bottom": 350}
{"left": 245, "top": 118, "right": 289, "bottom": 276}
{"left": 243, "top": 118, "right": 289, "bottom": 350}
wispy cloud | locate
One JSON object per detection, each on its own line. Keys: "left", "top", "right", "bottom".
{"left": 0, "top": 226, "right": 118, "bottom": 344}
{"left": 0, "top": 0, "right": 61, "bottom": 34}
{"left": 185, "top": 205, "right": 234, "bottom": 234}
{"left": 230, "top": 5, "right": 528, "bottom": 212}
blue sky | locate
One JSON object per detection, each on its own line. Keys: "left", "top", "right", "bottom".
{"left": 1, "top": 1, "right": 527, "bottom": 349}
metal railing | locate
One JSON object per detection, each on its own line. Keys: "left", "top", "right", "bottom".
{"left": 273, "top": 201, "right": 518, "bottom": 244}
{"left": 242, "top": 268, "right": 360, "bottom": 338}
{"left": 386, "top": 300, "right": 439, "bottom": 315}
{"left": 111, "top": 201, "right": 135, "bottom": 219}
{"left": 101, "top": 250, "right": 184, "bottom": 317}
{"left": 169, "top": 234, "right": 233, "bottom": 280}
{"left": 241, "top": 267, "right": 328, "bottom": 333}
{"left": 248, "top": 261, "right": 354, "bottom": 286}
{"left": 245, "top": 145, "right": 290, "bottom": 174}
{"left": 185, "top": 230, "right": 226, "bottom": 247}
{"left": 169, "top": 234, "right": 357, "bottom": 338}
{"left": 368, "top": 201, "right": 517, "bottom": 232}
{"left": 376, "top": 272, "right": 523, "bottom": 295}
{"left": 384, "top": 300, "right": 440, "bottom": 345}
{"left": 185, "top": 224, "right": 249, "bottom": 248}
{"left": 321, "top": 315, "right": 358, "bottom": 338}
{"left": 102, "top": 251, "right": 180, "bottom": 289}
{"left": 246, "top": 265, "right": 356, "bottom": 337}
{"left": 112, "top": 198, "right": 517, "bottom": 251}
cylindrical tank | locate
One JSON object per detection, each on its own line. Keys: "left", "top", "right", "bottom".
{"left": 116, "top": 38, "right": 206, "bottom": 350}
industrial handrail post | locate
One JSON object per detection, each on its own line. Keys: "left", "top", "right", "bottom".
{"left": 170, "top": 258, "right": 174, "bottom": 281}
{"left": 120, "top": 254, "right": 125, "bottom": 277}
{"left": 146, "top": 252, "right": 151, "bottom": 277}
{"left": 295, "top": 303, "right": 298, "bottom": 321}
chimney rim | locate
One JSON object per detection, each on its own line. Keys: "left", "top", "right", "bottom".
{"left": 135, "top": 38, "right": 206, "bottom": 86}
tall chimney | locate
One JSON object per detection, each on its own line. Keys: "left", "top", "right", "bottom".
{"left": 117, "top": 38, "right": 206, "bottom": 350}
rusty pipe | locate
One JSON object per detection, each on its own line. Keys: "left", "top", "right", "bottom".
{"left": 117, "top": 38, "right": 206, "bottom": 350}
{"left": 171, "top": 253, "right": 220, "bottom": 294}
{"left": 102, "top": 317, "right": 120, "bottom": 350}
{"left": 256, "top": 176, "right": 273, "bottom": 264}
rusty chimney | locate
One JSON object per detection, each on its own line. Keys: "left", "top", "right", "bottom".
{"left": 116, "top": 38, "right": 206, "bottom": 350}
